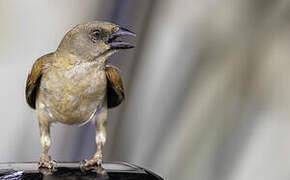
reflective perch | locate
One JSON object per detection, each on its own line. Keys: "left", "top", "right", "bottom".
{"left": 0, "top": 162, "right": 163, "bottom": 180}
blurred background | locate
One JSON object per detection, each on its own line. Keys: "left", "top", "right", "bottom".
{"left": 0, "top": 0, "right": 290, "bottom": 179}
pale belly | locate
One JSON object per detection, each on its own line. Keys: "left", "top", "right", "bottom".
{"left": 36, "top": 62, "right": 107, "bottom": 125}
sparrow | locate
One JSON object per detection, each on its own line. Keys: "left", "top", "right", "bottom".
{"left": 25, "top": 21, "right": 135, "bottom": 169}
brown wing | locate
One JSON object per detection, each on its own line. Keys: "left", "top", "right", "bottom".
{"left": 105, "top": 65, "right": 125, "bottom": 108}
{"left": 25, "top": 54, "right": 51, "bottom": 109}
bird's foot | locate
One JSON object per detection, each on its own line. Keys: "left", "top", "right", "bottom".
{"left": 81, "top": 157, "right": 102, "bottom": 169}
{"left": 81, "top": 160, "right": 107, "bottom": 175}
{"left": 80, "top": 153, "right": 106, "bottom": 175}
{"left": 38, "top": 154, "right": 56, "bottom": 169}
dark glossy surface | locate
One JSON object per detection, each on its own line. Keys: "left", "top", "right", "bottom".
{"left": 0, "top": 162, "right": 163, "bottom": 180}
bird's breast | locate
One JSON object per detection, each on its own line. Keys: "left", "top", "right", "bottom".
{"left": 37, "top": 61, "right": 107, "bottom": 124}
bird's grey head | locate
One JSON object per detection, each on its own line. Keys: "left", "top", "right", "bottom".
{"left": 57, "top": 21, "right": 135, "bottom": 61}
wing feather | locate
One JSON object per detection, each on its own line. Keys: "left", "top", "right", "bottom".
{"left": 105, "top": 65, "right": 125, "bottom": 108}
{"left": 25, "top": 54, "right": 52, "bottom": 109}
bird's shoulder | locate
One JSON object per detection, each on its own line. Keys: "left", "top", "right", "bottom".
{"left": 105, "top": 64, "right": 125, "bottom": 108}
{"left": 25, "top": 53, "right": 55, "bottom": 109}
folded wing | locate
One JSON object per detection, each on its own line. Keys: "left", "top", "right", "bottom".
{"left": 105, "top": 65, "right": 125, "bottom": 108}
{"left": 25, "top": 54, "right": 51, "bottom": 109}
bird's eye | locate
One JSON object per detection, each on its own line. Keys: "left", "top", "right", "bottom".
{"left": 92, "top": 29, "right": 101, "bottom": 37}
{"left": 90, "top": 29, "right": 102, "bottom": 43}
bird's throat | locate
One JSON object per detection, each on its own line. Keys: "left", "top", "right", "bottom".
{"left": 94, "top": 49, "right": 118, "bottom": 63}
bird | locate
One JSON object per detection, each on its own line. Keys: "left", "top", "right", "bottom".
{"left": 25, "top": 21, "right": 135, "bottom": 170}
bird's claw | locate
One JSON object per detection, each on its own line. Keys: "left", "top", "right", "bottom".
{"left": 38, "top": 155, "right": 56, "bottom": 169}
{"left": 81, "top": 151, "right": 103, "bottom": 167}
{"left": 80, "top": 159, "right": 107, "bottom": 175}
{"left": 81, "top": 158, "right": 101, "bottom": 168}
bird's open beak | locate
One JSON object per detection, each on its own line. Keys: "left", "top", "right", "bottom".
{"left": 107, "top": 27, "right": 136, "bottom": 50}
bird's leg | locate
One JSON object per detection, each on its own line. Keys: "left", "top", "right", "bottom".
{"left": 82, "top": 105, "right": 108, "bottom": 169}
{"left": 38, "top": 122, "right": 54, "bottom": 169}
{"left": 94, "top": 106, "right": 107, "bottom": 167}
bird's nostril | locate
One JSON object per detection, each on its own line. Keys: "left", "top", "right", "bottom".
{"left": 107, "top": 27, "right": 135, "bottom": 44}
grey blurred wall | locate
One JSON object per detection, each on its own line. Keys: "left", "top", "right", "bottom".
{"left": 1, "top": 0, "right": 290, "bottom": 180}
